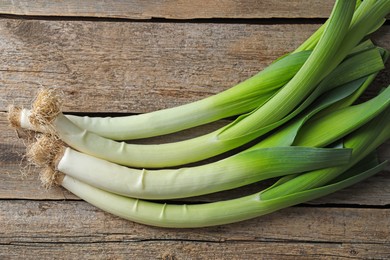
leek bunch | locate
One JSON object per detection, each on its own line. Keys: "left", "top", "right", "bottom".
{"left": 8, "top": 0, "right": 390, "bottom": 228}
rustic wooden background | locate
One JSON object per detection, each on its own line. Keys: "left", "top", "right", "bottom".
{"left": 0, "top": 0, "right": 389, "bottom": 259}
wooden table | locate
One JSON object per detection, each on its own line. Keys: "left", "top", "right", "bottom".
{"left": 0, "top": 1, "right": 389, "bottom": 259}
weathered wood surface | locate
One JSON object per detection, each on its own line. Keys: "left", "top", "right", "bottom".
{"left": 0, "top": 2, "right": 390, "bottom": 259}
{"left": 0, "top": 19, "right": 316, "bottom": 112}
{"left": 0, "top": 19, "right": 388, "bottom": 113}
{"left": 1, "top": 200, "right": 389, "bottom": 259}
{"left": 0, "top": 0, "right": 336, "bottom": 19}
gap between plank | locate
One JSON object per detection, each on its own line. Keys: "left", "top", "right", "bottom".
{"left": 0, "top": 14, "right": 327, "bottom": 25}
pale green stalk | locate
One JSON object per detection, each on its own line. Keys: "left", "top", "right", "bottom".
{"left": 60, "top": 160, "right": 386, "bottom": 228}
{"left": 58, "top": 146, "right": 351, "bottom": 199}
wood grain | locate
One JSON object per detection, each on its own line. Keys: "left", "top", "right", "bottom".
{"left": 0, "top": 0, "right": 335, "bottom": 19}
{"left": 0, "top": 200, "right": 389, "bottom": 259}
{"left": 0, "top": 19, "right": 388, "bottom": 113}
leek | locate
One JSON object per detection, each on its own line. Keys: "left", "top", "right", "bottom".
{"left": 57, "top": 159, "right": 386, "bottom": 228}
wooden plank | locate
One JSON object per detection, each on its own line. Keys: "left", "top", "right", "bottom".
{"left": 0, "top": 200, "right": 389, "bottom": 259}
{"left": 1, "top": 112, "right": 389, "bottom": 204}
{"left": 0, "top": 19, "right": 388, "bottom": 113}
{"left": 1, "top": 200, "right": 389, "bottom": 244}
{"left": 0, "top": 0, "right": 335, "bottom": 19}
{"left": 1, "top": 241, "right": 389, "bottom": 259}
